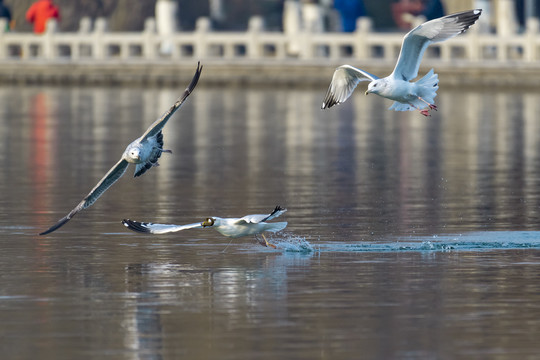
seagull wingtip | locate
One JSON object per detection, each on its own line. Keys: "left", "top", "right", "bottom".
{"left": 38, "top": 227, "right": 56, "bottom": 236}
{"left": 122, "top": 218, "right": 152, "bottom": 233}
{"left": 38, "top": 215, "right": 72, "bottom": 236}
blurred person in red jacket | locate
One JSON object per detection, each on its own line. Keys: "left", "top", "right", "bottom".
{"left": 26, "top": 0, "right": 60, "bottom": 34}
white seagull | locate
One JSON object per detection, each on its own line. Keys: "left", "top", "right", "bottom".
{"left": 122, "top": 206, "right": 288, "bottom": 248}
{"left": 39, "top": 62, "right": 203, "bottom": 235}
{"left": 321, "top": 9, "right": 481, "bottom": 116}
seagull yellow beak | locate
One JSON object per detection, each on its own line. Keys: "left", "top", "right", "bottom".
{"left": 365, "top": 90, "right": 369, "bottom": 95}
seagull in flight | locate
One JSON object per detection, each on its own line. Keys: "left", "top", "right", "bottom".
{"left": 122, "top": 206, "right": 288, "bottom": 248}
{"left": 39, "top": 62, "right": 203, "bottom": 235}
{"left": 321, "top": 9, "right": 482, "bottom": 116}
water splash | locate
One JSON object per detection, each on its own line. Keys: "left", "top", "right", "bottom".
{"left": 271, "top": 233, "right": 316, "bottom": 253}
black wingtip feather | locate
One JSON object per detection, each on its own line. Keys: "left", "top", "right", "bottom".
{"left": 187, "top": 62, "right": 203, "bottom": 94}
{"left": 261, "top": 205, "right": 287, "bottom": 222}
{"left": 122, "top": 219, "right": 151, "bottom": 233}
{"left": 273, "top": 205, "right": 285, "bottom": 213}
{"left": 322, "top": 93, "right": 338, "bottom": 109}
{"left": 39, "top": 215, "right": 72, "bottom": 235}
{"left": 39, "top": 208, "right": 81, "bottom": 235}
{"left": 452, "top": 9, "right": 482, "bottom": 34}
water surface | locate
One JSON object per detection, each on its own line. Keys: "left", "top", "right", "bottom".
{"left": 0, "top": 84, "right": 539, "bottom": 359}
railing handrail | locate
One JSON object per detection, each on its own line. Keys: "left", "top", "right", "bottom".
{"left": 0, "top": 16, "right": 539, "bottom": 64}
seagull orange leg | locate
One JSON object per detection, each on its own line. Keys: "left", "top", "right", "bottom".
{"left": 408, "top": 102, "right": 431, "bottom": 117}
{"left": 417, "top": 96, "right": 437, "bottom": 111}
{"left": 261, "top": 233, "right": 277, "bottom": 249}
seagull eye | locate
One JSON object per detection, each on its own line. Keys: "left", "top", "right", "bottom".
{"left": 202, "top": 218, "right": 215, "bottom": 227}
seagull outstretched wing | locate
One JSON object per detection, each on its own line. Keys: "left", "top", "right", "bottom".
{"left": 391, "top": 9, "right": 481, "bottom": 81}
{"left": 321, "top": 65, "right": 379, "bottom": 109}
{"left": 40, "top": 159, "right": 130, "bottom": 235}
{"left": 139, "top": 62, "right": 203, "bottom": 142}
{"left": 237, "top": 206, "right": 287, "bottom": 224}
{"left": 122, "top": 219, "right": 203, "bottom": 234}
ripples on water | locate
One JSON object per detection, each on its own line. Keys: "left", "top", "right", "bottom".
{"left": 1, "top": 86, "right": 539, "bottom": 238}
{"left": 1, "top": 85, "right": 540, "bottom": 359}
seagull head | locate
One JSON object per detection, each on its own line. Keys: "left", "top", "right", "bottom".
{"left": 201, "top": 217, "right": 215, "bottom": 227}
{"left": 129, "top": 148, "right": 141, "bottom": 161}
{"left": 124, "top": 145, "right": 142, "bottom": 163}
{"left": 366, "top": 79, "right": 384, "bottom": 96}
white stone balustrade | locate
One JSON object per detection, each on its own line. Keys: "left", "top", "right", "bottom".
{"left": 0, "top": 16, "right": 539, "bottom": 64}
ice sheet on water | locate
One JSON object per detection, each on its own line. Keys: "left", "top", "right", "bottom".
{"left": 285, "top": 231, "right": 540, "bottom": 253}
{"left": 397, "top": 231, "right": 540, "bottom": 251}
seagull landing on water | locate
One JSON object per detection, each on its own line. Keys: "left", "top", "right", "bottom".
{"left": 39, "top": 62, "right": 203, "bottom": 235}
{"left": 122, "top": 206, "right": 288, "bottom": 249}
{"left": 321, "top": 9, "right": 482, "bottom": 116}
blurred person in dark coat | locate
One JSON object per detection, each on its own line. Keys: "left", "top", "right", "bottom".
{"left": 0, "top": 0, "right": 11, "bottom": 31}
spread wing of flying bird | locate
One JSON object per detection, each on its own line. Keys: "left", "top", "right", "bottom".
{"left": 39, "top": 62, "right": 203, "bottom": 235}
{"left": 122, "top": 206, "right": 288, "bottom": 248}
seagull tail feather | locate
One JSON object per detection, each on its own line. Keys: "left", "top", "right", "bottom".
{"left": 388, "top": 70, "right": 439, "bottom": 112}
{"left": 415, "top": 69, "right": 439, "bottom": 105}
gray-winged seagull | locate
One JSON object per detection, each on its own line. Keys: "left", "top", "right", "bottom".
{"left": 122, "top": 206, "right": 288, "bottom": 248}
{"left": 321, "top": 9, "right": 481, "bottom": 116}
{"left": 39, "top": 62, "right": 203, "bottom": 235}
